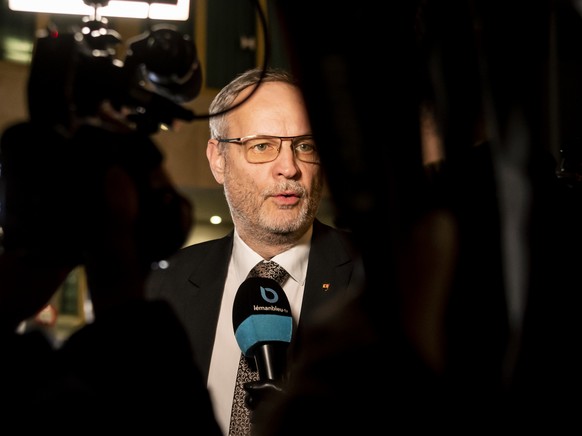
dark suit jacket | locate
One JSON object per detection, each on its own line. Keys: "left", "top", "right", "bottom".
{"left": 145, "top": 219, "right": 363, "bottom": 381}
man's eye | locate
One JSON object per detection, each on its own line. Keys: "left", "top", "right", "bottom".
{"left": 251, "top": 142, "right": 270, "bottom": 151}
{"left": 296, "top": 142, "right": 316, "bottom": 152}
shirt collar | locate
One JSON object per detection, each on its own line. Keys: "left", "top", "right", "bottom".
{"left": 232, "top": 226, "right": 312, "bottom": 285}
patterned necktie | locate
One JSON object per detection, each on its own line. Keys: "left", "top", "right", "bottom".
{"left": 228, "top": 260, "right": 289, "bottom": 436}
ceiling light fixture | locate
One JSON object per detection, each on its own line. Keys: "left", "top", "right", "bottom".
{"left": 8, "top": 0, "right": 190, "bottom": 21}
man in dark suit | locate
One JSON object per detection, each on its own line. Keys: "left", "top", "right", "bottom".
{"left": 145, "top": 67, "right": 362, "bottom": 435}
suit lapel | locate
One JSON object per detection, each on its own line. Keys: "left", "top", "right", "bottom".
{"left": 300, "top": 221, "right": 358, "bottom": 325}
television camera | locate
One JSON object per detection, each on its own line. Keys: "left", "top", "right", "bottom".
{"left": 27, "top": 2, "right": 201, "bottom": 134}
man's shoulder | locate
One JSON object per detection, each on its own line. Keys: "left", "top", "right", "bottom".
{"left": 312, "top": 219, "right": 360, "bottom": 257}
{"left": 313, "top": 219, "right": 355, "bottom": 241}
{"left": 145, "top": 232, "right": 233, "bottom": 297}
{"left": 148, "top": 232, "right": 233, "bottom": 280}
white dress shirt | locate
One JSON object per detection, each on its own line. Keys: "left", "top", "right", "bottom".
{"left": 206, "top": 227, "right": 311, "bottom": 435}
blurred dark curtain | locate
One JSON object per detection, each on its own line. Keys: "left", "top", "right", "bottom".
{"left": 270, "top": 0, "right": 582, "bottom": 431}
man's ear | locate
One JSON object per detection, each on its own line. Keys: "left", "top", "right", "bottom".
{"left": 207, "top": 139, "right": 225, "bottom": 184}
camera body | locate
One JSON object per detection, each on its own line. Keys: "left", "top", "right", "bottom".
{"left": 27, "top": 17, "right": 201, "bottom": 134}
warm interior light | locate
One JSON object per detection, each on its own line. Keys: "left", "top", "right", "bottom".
{"left": 8, "top": 0, "right": 190, "bottom": 21}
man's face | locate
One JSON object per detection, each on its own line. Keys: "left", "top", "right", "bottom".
{"left": 210, "top": 81, "right": 323, "bottom": 237}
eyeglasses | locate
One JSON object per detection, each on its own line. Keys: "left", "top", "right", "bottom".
{"left": 217, "top": 135, "right": 319, "bottom": 164}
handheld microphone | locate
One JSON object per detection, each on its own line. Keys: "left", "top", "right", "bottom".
{"left": 232, "top": 277, "right": 293, "bottom": 382}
